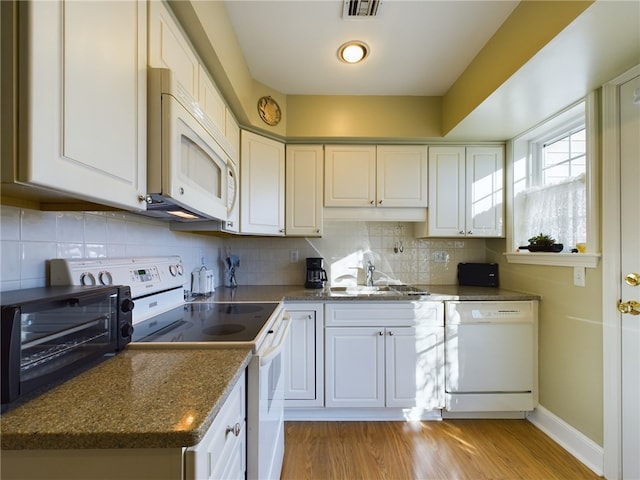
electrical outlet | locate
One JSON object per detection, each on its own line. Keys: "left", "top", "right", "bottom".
{"left": 433, "top": 251, "right": 449, "bottom": 263}
{"left": 290, "top": 249, "right": 299, "bottom": 263}
{"left": 573, "top": 266, "right": 586, "bottom": 287}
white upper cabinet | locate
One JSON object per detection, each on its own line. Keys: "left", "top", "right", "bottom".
{"left": 13, "top": 0, "right": 147, "bottom": 211}
{"left": 426, "top": 146, "right": 504, "bottom": 237}
{"left": 240, "top": 130, "right": 285, "bottom": 235}
{"left": 285, "top": 145, "right": 323, "bottom": 237}
{"left": 225, "top": 111, "right": 240, "bottom": 164}
{"left": 198, "top": 65, "right": 226, "bottom": 140}
{"left": 148, "top": 1, "right": 238, "bottom": 161}
{"left": 376, "top": 146, "right": 428, "bottom": 207}
{"left": 148, "top": 0, "right": 198, "bottom": 99}
{"left": 324, "top": 145, "right": 376, "bottom": 207}
{"left": 324, "top": 145, "right": 427, "bottom": 208}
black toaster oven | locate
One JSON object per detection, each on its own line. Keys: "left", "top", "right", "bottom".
{"left": 1, "top": 285, "right": 133, "bottom": 407}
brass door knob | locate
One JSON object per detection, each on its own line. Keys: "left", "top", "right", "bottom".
{"left": 617, "top": 299, "right": 640, "bottom": 315}
{"left": 624, "top": 273, "right": 640, "bottom": 286}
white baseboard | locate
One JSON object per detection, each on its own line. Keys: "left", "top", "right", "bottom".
{"left": 527, "top": 405, "right": 604, "bottom": 476}
{"left": 285, "top": 407, "right": 442, "bottom": 422}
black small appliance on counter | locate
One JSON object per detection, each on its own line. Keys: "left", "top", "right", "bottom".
{"left": 1, "top": 285, "right": 133, "bottom": 408}
{"left": 305, "top": 257, "right": 328, "bottom": 289}
{"left": 457, "top": 262, "right": 499, "bottom": 287}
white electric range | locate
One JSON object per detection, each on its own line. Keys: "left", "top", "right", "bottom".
{"left": 49, "top": 256, "right": 289, "bottom": 480}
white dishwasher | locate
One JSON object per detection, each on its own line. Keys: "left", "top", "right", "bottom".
{"left": 444, "top": 300, "right": 538, "bottom": 414}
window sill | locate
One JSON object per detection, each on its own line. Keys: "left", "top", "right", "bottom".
{"left": 504, "top": 252, "right": 601, "bottom": 268}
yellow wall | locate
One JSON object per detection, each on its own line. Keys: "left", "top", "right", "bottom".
{"left": 486, "top": 239, "right": 603, "bottom": 445}
{"left": 286, "top": 95, "right": 442, "bottom": 141}
{"left": 442, "top": 1, "right": 593, "bottom": 135}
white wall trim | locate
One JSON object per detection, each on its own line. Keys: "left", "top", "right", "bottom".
{"left": 528, "top": 405, "right": 603, "bottom": 476}
{"left": 601, "top": 63, "right": 640, "bottom": 480}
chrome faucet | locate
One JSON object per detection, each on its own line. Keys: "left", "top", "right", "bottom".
{"left": 366, "top": 261, "right": 375, "bottom": 286}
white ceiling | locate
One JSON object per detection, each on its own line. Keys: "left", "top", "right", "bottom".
{"left": 224, "top": 0, "right": 519, "bottom": 96}
{"left": 221, "top": 0, "right": 639, "bottom": 140}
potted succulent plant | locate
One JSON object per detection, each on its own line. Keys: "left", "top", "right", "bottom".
{"left": 520, "top": 233, "right": 564, "bottom": 252}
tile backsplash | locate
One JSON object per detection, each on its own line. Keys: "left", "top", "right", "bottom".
{"left": 0, "top": 206, "right": 223, "bottom": 292}
{"left": 1, "top": 206, "right": 487, "bottom": 292}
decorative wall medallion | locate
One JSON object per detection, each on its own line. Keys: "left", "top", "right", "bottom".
{"left": 257, "top": 96, "right": 281, "bottom": 126}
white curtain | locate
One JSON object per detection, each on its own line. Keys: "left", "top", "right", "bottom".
{"left": 514, "top": 173, "right": 586, "bottom": 248}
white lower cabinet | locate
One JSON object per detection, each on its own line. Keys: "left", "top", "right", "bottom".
{"left": 324, "top": 302, "right": 444, "bottom": 410}
{"left": 185, "top": 370, "right": 246, "bottom": 480}
{"left": 283, "top": 303, "right": 324, "bottom": 407}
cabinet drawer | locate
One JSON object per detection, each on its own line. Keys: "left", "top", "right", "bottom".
{"left": 325, "top": 302, "right": 443, "bottom": 327}
{"left": 184, "top": 371, "right": 246, "bottom": 480}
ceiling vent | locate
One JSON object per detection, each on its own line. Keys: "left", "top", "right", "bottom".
{"left": 343, "top": 0, "right": 380, "bottom": 18}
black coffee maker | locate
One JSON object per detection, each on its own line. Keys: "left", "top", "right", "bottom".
{"left": 305, "top": 257, "right": 327, "bottom": 289}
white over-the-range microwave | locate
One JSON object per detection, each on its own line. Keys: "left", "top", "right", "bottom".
{"left": 144, "top": 67, "right": 238, "bottom": 225}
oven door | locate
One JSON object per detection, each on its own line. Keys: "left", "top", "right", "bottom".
{"left": 247, "top": 311, "right": 291, "bottom": 480}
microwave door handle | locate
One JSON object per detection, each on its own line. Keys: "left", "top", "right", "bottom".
{"left": 259, "top": 314, "right": 291, "bottom": 366}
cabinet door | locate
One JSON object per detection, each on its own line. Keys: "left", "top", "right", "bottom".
{"left": 21, "top": 0, "right": 146, "bottom": 211}
{"left": 285, "top": 310, "right": 316, "bottom": 400}
{"left": 386, "top": 326, "right": 444, "bottom": 409}
{"left": 148, "top": 0, "right": 199, "bottom": 99}
{"left": 198, "top": 65, "right": 226, "bottom": 141}
{"left": 285, "top": 145, "right": 323, "bottom": 236}
{"left": 465, "top": 147, "right": 504, "bottom": 237}
{"left": 324, "top": 145, "right": 376, "bottom": 207}
{"left": 240, "top": 131, "right": 285, "bottom": 235}
{"left": 225, "top": 111, "right": 240, "bottom": 163}
{"left": 325, "top": 327, "right": 384, "bottom": 407}
{"left": 376, "top": 146, "right": 428, "bottom": 207}
{"left": 427, "top": 147, "right": 466, "bottom": 236}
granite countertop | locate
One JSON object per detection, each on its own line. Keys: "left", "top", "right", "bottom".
{"left": 199, "top": 284, "right": 540, "bottom": 303}
{"left": 1, "top": 348, "right": 252, "bottom": 450}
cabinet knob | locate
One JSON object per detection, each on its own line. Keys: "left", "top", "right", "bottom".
{"left": 225, "top": 423, "right": 241, "bottom": 437}
{"left": 378, "top": 331, "right": 384, "bottom": 336}
{"left": 378, "top": 199, "right": 383, "bottom": 205}
{"left": 370, "top": 200, "right": 375, "bottom": 205}
{"left": 467, "top": 230, "right": 473, "bottom": 235}
{"left": 388, "top": 331, "right": 394, "bottom": 336}
{"left": 459, "top": 230, "right": 465, "bottom": 235}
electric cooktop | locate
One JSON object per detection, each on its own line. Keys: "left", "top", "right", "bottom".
{"left": 131, "top": 302, "right": 280, "bottom": 344}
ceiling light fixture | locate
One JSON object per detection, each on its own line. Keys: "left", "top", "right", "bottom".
{"left": 338, "top": 41, "right": 369, "bottom": 64}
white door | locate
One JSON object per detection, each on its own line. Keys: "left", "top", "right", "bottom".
{"left": 619, "top": 73, "right": 640, "bottom": 480}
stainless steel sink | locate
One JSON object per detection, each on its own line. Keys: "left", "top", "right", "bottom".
{"left": 328, "top": 285, "right": 429, "bottom": 296}
{"left": 329, "top": 286, "right": 393, "bottom": 295}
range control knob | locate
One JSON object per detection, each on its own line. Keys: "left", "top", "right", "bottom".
{"left": 99, "top": 271, "right": 113, "bottom": 285}
{"left": 80, "top": 272, "right": 96, "bottom": 286}
{"left": 120, "top": 299, "right": 135, "bottom": 313}
{"left": 176, "top": 264, "right": 184, "bottom": 276}
{"left": 169, "top": 265, "right": 178, "bottom": 276}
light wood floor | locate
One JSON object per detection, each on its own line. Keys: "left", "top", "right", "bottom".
{"left": 281, "top": 420, "right": 602, "bottom": 480}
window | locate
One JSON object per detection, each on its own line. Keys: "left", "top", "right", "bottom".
{"left": 507, "top": 95, "right": 600, "bottom": 267}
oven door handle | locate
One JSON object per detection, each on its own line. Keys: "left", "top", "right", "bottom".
{"left": 259, "top": 313, "right": 291, "bottom": 366}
